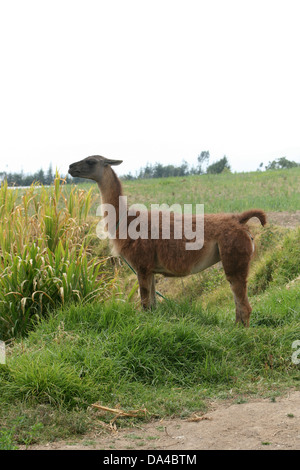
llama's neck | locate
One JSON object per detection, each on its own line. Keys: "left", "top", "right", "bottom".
{"left": 97, "top": 166, "right": 123, "bottom": 207}
{"left": 97, "top": 167, "right": 126, "bottom": 238}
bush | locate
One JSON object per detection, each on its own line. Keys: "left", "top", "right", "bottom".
{"left": 206, "top": 156, "right": 231, "bottom": 174}
{"left": 265, "top": 157, "right": 300, "bottom": 170}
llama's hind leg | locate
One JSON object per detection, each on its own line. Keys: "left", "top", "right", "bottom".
{"left": 227, "top": 276, "right": 252, "bottom": 327}
{"left": 219, "top": 232, "right": 253, "bottom": 326}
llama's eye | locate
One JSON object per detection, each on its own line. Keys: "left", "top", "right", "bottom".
{"left": 87, "top": 160, "right": 96, "bottom": 166}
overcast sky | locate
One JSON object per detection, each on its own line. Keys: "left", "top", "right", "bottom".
{"left": 1, "top": 0, "right": 300, "bottom": 177}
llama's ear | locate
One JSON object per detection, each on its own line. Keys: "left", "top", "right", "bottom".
{"left": 104, "top": 158, "right": 123, "bottom": 166}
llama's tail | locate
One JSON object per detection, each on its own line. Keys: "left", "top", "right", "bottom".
{"left": 237, "top": 209, "right": 267, "bottom": 226}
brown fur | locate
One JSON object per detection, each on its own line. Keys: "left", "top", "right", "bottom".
{"left": 69, "top": 155, "right": 266, "bottom": 326}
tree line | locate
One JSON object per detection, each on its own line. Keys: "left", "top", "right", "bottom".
{"left": 0, "top": 154, "right": 299, "bottom": 186}
{"left": 121, "top": 153, "right": 299, "bottom": 180}
{"left": 122, "top": 152, "right": 231, "bottom": 180}
{"left": 0, "top": 164, "right": 76, "bottom": 187}
{"left": 1, "top": 164, "right": 55, "bottom": 187}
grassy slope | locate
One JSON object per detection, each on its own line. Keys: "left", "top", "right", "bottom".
{"left": 0, "top": 167, "right": 300, "bottom": 447}
{"left": 123, "top": 167, "right": 300, "bottom": 212}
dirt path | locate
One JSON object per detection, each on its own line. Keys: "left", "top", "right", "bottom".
{"left": 25, "top": 391, "right": 300, "bottom": 450}
{"left": 265, "top": 211, "right": 300, "bottom": 228}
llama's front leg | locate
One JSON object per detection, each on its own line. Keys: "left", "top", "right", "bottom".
{"left": 228, "top": 277, "right": 252, "bottom": 327}
{"left": 137, "top": 271, "right": 155, "bottom": 309}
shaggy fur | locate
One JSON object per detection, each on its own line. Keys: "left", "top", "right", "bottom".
{"left": 69, "top": 155, "right": 267, "bottom": 326}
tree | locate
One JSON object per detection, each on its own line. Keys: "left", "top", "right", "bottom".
{"left": 207, "top": 156, "right": 231, "bottom": 174}
{"left": 265, "top": 157, "right": 299, "bottom": 170}
{"left": 33, "top": 169, "right": 45, "bottom": 185}
{"left": 257, "top": 162, "right": 264, "bottom": 171}
{"left": 178, "top": 160, "right": 189, "bottom": 177}
{"left": 45, "top": 163, "right": 54, "bottom": 185}
{"left": 138, "top": 163, "right": 154, "bottom": 179}
{"left": 153, "top": 163, "right": 164, "bottom": 179}
{"left": 197, "top": 151, "right": 210, "bottom": 174}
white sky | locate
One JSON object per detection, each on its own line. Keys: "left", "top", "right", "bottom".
{"left": 1, "top": 0, "right": 300, "bottom": 177}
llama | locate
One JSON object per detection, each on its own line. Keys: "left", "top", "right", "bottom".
{"left": 68, "top": 155, "right": 266, "bottom": 326}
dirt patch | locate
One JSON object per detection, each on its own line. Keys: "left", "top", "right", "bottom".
{"left": 234, "top": 211, "right": 300, "bottom": 229}
{"left": 265, "top": 211, "right": 300, "bottom": 228}
{"left": 25, "top": 391, "right": 300, "bottom": 450}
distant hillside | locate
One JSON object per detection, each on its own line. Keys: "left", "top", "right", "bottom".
{"left": 122, "top": 167, "right": 300, "bottom": 214}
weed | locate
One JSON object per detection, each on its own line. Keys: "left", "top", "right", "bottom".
{"left": 0, "top": 427, "right": 18, "bottom": 450}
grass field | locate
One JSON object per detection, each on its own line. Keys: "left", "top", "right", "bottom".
{"left": 123, "top": 167, "right": 300, "bottom": 213}
{"left": 0, "top": 167, "right": 299, "bottom": 448}
{"left": 65, "top": 166, "right": 300, "bottom": 214}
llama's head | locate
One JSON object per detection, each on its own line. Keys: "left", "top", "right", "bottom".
{"left": 68, "top": 155, "right": 122, "bottom": 182}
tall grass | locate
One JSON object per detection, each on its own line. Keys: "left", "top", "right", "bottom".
{"left": 0, "top": 177, "right": 115, "bottom": 340}
{"left": 1, "top": 287, "right": 299, "bottom": 413}
{"left": 249, "top": 227, "right": 300, "bottom": 295}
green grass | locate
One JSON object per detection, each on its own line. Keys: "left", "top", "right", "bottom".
{"left": 122, "top": 167, "right": 300, "bottom": 213}
{"left": 250, "top": 228, "right": 300, "bottom": 295}
{"left": 2, "top": 290, "right": 300, "bottom": 402}
{"left": 1, "top": 278, "right": 299, "bottom": 446}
